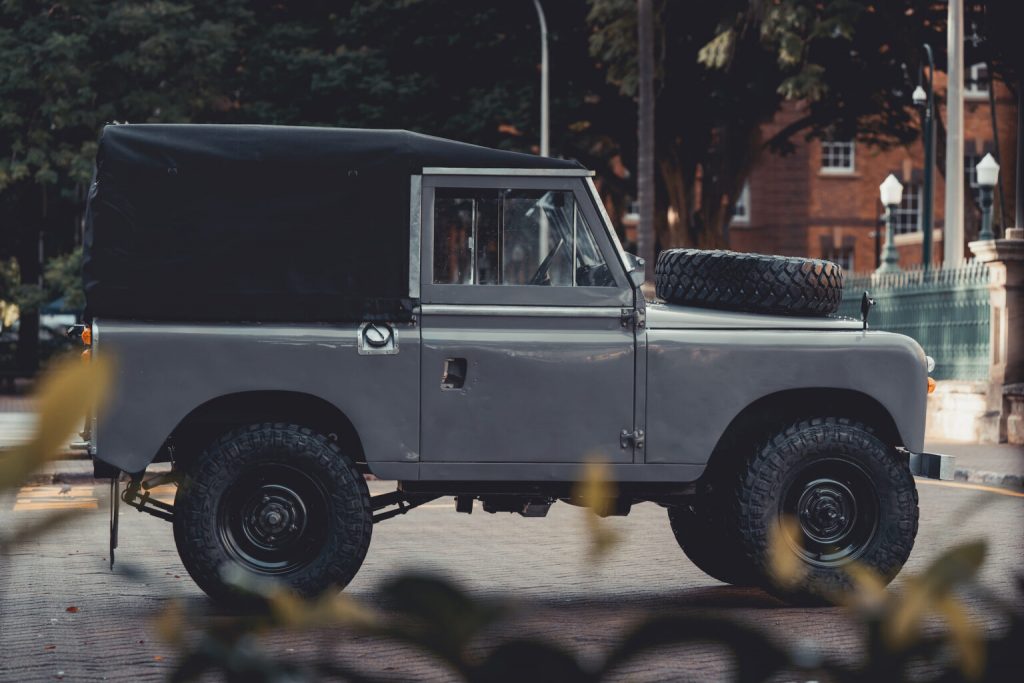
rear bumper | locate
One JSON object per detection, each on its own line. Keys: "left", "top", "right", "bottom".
{"left": 906, "top": 450, "right": 955, "bottom": 481}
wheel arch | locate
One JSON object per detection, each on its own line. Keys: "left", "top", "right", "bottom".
{"left": 162, "top": 390, "right": 366, "bottom": 470}
{"left": 702, "top": 388, "right": 903, "bottom": 480}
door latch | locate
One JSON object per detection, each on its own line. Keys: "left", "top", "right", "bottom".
{"left": 620, "top": 429, "right": 645, "bottom": 449}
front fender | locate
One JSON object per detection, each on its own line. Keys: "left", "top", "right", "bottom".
{"left": 645, "top": 329, "right": 928, "bottom": 465}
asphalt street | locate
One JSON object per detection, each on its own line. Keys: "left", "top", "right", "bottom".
{"left": 0, "top": 478, "right": 1022, "bottom": 681}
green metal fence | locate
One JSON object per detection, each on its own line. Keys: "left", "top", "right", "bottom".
{"left": 836, "top": 262, "right": 991, "bottom": 381}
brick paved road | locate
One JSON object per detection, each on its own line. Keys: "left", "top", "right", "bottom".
{"left": 1, "top": 480, "right": 1021, "bottom": 681}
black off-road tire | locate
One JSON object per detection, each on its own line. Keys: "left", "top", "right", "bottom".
{"left": 173, "top": 423, "right": 372, "bottom": 604}
{"left": 668, "top": 498, "right": 756, "bottom": 587}
{"left": 733, "top": 418, "right": 918, "bottom": 604}
{"left": 654, "top": 249, "right": 844, "bottom": 317}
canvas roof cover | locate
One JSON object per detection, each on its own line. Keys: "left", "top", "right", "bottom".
{"left": 83, "top": 124, "right": 583, "bottom": 322}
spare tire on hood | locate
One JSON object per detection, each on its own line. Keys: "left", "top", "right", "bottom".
{"left": 654, "top": 249, "right": 844, "bottom": 317}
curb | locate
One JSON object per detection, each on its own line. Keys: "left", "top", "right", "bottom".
{"left": 953, "top": 467, "right": 1023, "bottom": 489}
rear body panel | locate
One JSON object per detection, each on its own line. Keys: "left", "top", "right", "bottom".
{"left": 95, "top": 320, "right": 421, "bottom": 476}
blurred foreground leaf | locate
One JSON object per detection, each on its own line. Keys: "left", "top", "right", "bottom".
{"left": 574, "top": 460, "right": 621, "bottom": 563}
{"left": 0, "top": 354, "right": 111, "bottom": 493}
{"left": 767, "top": 515, "right": 806, "bottom": 590}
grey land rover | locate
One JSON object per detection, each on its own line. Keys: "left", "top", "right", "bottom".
{"left": 75, "top": 123, "right": 950, "bottom": 605}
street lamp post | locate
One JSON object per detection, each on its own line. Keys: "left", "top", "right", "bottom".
{"left": 912, "top": 43, "right": 936, "bottom": 270}
{"left": 976, "top": 153, "right": 1000, "bottom": 241}
{"left": 532, "top": 0, "right": 549, "bottom": 158}
{"left": 877, "top": 174, "right": 904, "bottom": 274}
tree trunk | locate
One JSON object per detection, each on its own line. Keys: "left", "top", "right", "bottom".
{"left": 14, "top": 221, "right": 40, "bottom": 377}
{"left": 636, "top": 0, "right": 656, "bottom": 279}
{"left": 657, "top": 155, "right": 690, "bottom": 249}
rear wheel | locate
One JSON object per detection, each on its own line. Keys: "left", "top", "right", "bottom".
{"left": 173, "top": 423, "right": 372, "bottom": 604}
{"left": 734, "top": 418, "right": 918, "bottom": 604}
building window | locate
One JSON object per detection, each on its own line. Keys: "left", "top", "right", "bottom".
{"left": 965, "top": 63, "right": 989, "bottom": 99}
{"left": 822, "top": 245, "right": 855, "bottom": 272}
{"left": 732, "top": 182, "right": 750, "bottom": 224}
{"left": 891, "top": 183, "right": 922, "bottom": 235}
{"left": 965, "top": 152, "right": 983, "bottom": 205}
{"left": 821, "top": 141, "right": 855, "bottom": 173}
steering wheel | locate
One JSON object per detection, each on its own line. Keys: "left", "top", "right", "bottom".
{"left": 529, "top": 237, "right": 566, "bottom": 285}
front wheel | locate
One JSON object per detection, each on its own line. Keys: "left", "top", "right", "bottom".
{"left": 734, "top": 418, "right": 919, "bottom": 604}
{"left": 173, "top": 423, "right": 372, "bottom": 604}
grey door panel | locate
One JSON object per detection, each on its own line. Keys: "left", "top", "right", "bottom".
{"left": 420, "top": 309, "right": 635, "bottom": 464}
{"left": 418, "top": 175, "right": 637, "bottom": 465}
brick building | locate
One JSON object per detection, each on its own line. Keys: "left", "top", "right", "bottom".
{"left": 730, "top": 67, "right": 1018, "bottom": 274}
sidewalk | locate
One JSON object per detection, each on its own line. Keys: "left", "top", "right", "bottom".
{"left": 0, "top": 411, "right": 78, "bottom": 456}
{"left": 926, "top": 440, "right": 1024, "bottom": 489}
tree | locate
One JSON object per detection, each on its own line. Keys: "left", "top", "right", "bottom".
{"left": 588, "top": 0, "right": 958, "bottom": 251}
{"left": 635, "top": 0, "right": 655, "bottom": 277}
{"left": 0, "top": 1, "right": 624, "bottom": 372}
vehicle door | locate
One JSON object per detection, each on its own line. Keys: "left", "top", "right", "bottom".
{"left": 417, "top": 173, "right": 638, "bottom": 466}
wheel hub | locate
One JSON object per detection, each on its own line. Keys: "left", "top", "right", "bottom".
{"left": 218, "top": 464, "right": 329, "bottom": 575}
{"left": 797, "top": 479, "right": 856, "bottom": 543}
{"left": 244, "top": 486, "right": 306, "bottom": 547}
{"left": 781, "top": 458, "right": 880, "bottom": 567}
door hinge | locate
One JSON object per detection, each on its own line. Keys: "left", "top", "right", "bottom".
{"left": 620, "top": 429, "right": 645, "bottom": 449}
{"left": 620, "top": 308, "right": 646, "bottom": 330}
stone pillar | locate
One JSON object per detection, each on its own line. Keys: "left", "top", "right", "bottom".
{"left": 969, "top": 235, "right": 1024, "bottom": 442}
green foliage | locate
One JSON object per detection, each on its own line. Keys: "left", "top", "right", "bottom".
{"left": 159, "top": 541, "right": 1022, "bottom": 682}
{"left": 43, "top": 247, "right": 84, "bottom": 311}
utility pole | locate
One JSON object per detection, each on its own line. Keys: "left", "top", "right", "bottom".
{"left": 944, "top": 0, "right": 965, "bottom": 266}
{"left": 533, "top": 0, "right": 549, "bottom": 158}
{"left": 913, "top": 44, "right": 936, "bottom": 270}
{"left": 636, "top": 0, "right": 655, "bottom": 280}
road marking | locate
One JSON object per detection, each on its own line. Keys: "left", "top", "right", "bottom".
{"left": 917, "top": 478, "right": 1024, "bottom": 498}
{"left": 14, "top": 486, "right": 97, "bottom": 511}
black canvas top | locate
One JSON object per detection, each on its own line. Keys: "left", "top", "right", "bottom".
{"left": 83, "top": 124, "right": 583, "bottom": 322}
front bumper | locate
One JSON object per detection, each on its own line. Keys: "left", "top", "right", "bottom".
{"left": 906, "top": 450, "right": 955, "bottom": 480}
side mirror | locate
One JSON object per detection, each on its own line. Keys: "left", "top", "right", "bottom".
{"left": 625, "top": 253, "right": 646, "bottom": 289}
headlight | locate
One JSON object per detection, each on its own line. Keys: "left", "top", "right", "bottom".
{"left": 926, "top": 355, "right": 936, "bottom": 373}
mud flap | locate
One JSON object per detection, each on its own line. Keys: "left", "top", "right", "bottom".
{"left": 109, "top": 477, "right": 120, "bottom": 570}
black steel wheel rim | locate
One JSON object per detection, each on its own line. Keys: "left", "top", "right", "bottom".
{"left": 218, "top": 463, "right": 329, "bottom": 575}
{"left": 781, "top": 457, "right": 879, "bottom": 567}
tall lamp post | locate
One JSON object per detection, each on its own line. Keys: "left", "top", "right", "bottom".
{"left": 532, "top": 0, "right": 549, "bottom": 158}
{"left": 976, "top": 153, "right": 1000, "bottom": 240}
{"left": 912, "top": 43, "right": 936, "bottom": 270}
{"left": 877, "top": 174, "right": 904, "bottom": 274}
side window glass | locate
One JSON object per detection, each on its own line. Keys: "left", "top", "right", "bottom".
{"left": 432, "top": 188, "right": 615, "bottom": 287}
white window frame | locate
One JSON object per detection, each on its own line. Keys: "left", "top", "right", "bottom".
{"left": 822, "top": 245, "right": 855, "bottom": 272}
{"left": 820, "top": 141, "right": 856, "bottom": 174}
{"left": 732, "top": 181, "right": 750, "bottom": 224}
{"left": 965, "top": 63, "right": 989, "bottom": 100}
{"left": 892, "top": 183, "right": 922, "bottom": 235}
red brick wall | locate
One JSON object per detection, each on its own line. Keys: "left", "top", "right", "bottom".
{"left": 730, "top": 75, "right": 1017, "bottom": 274}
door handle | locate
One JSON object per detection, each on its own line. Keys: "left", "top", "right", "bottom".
{"left": 441, "top": 358, "right": 467, "bottom": 390}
